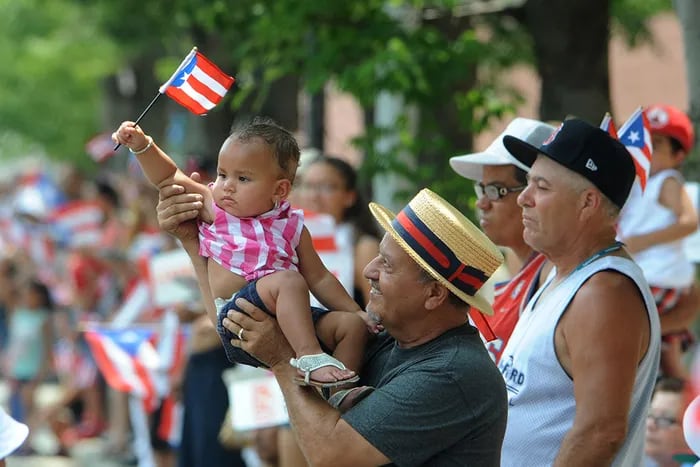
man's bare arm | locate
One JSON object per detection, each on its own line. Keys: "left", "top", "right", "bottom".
{"left": 554, "top": 271, "right": 650, "bottom": 466}
{"left": 225, "top": 301, "right": 390, "bottom": 467}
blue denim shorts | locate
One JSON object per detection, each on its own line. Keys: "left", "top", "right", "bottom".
{"left": 216, "top": 279, "right": 330, "bottom": 367}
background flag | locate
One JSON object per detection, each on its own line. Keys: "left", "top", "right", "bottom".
{"left": 159, "top": 47, "right": 235, "bottom": 115}
{"left": 84, "top": 327, "right": 159, "bottom": 410}
{"left": 617, "top": 106, "right": 653, "bottom": 191}
{"left": 599, "top": 112, "right": 618, "bottom": 139}
{"left": 85, "top": 133, "right": 117, "bottom": 163}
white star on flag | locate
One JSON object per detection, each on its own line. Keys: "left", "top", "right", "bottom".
{"left": 627, "top": 131, "right": 640, "bottom": 144}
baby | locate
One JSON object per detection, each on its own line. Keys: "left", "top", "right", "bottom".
{"left": 113, "top": 118, "right": 374, "bottom": 387}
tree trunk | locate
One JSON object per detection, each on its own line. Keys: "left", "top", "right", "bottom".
{"left": 675, "top": 0, "right": 700, "bottom": 177}
{"left": 524, "top": 0, "right": 612, "bottom": 123}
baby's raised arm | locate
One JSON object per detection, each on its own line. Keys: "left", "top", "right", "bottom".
{"left": 113, "top": 122, "right": 214, "bottom": 222}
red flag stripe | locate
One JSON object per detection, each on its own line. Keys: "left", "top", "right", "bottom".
{"left": 165, "top": 88, "right": 208, "bottom": 115}
{"left": 188, "top": 74, "right": 226, "bottom": 107}
{"left": 194, "top": 53, "right": 235, "bottom": 89}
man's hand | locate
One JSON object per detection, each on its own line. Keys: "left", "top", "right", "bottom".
{"left": 156, "top": 175, "right": 203, "bottom": 250}
{"left": 222, "top": 298, "right": 295, "bottom": 369}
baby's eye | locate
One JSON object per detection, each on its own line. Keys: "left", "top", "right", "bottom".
{"left": 217, "top": 173, "right": 226, "bottom": 179}
{"left": 238, "top": 176, "right": 249, "bottom": 182}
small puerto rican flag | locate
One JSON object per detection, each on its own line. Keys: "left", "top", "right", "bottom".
{"left": 159, "top": 47, "right": 235, "bottom": 116}
{"left": 617, "top": 106, "right": 653, "bottom": 191}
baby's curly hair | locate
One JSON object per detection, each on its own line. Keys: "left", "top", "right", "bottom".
{"left": 228, "top": 117, "right": 300, "bottom": 182}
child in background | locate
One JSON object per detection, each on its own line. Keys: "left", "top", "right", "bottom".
{"left": 643, "top": 377, "right": 697, "bottom": 466}
{"left": 618, "top": 104, "right": 699, "bottom": 378}
{"left": 113, "top": 118, "right": 374, "bottom": 388}
{"left": 4, "top": 278, "right": 55, "bottom": 453}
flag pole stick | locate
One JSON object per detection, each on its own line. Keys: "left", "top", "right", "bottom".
{"left": 113, "top": 92, "right": 163, "bottom": 151}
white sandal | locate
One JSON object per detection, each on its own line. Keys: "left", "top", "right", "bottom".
{"left": 289, "top": 353, "right": 360, "bottom": 388}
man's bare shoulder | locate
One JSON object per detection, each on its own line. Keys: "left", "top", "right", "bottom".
{"left": 568, "top": 269, "right": 646, "bottom": 320}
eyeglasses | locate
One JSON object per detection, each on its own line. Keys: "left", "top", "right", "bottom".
{"left": 475, "top": 182, "right": 527, "bottom": 201}
{"left": 647, "top": 414, "right": 678, "bottom": 428}
{"left": 297, "top": 183, "right": 342, "bottom": 195}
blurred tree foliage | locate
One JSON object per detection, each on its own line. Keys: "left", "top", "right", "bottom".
{"left": 0, "top": 0, "right": 672, "bottom": 211}
{"left": 0, "top": 0, "right": 119, "bottom": 166}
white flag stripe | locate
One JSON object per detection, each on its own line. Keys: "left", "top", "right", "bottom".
{"left": 179, "top": 81, "right": 216, "bottom": 110}
{"left": 111, "top": 281, "right": 151, "bottom": 327}
{"left": 102, "top": 337, "right": 148, "bottom": 396}
{"left": 72, "top": 231, "right": 102, "bottom": 247}
{"left": 192, "top": 66, "right": 228, "bottom": 96}
{"left": 56, "top": 210, "right": 101, "bottom": 229}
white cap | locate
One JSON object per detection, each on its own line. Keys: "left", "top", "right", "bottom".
{"left": 449, "top": 118, "right": 556, "bottom": 181}
{"left": 0, "top": 406, "right": 29, "bottom": 459}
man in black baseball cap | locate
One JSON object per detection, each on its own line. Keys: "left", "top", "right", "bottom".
{"left": 496, "top": 117, "right": 660, "bottom": 466}
{"left": 503, "top": 118, "right": 636, "bottom": 208}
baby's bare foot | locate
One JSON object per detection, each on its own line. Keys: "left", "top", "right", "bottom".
{"left": 299, "top": 366, "right": 355, "bottom": 383}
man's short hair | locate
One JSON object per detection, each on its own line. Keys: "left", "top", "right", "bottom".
{"left": 561, "top": 166, "right": 621, "bottom": 220}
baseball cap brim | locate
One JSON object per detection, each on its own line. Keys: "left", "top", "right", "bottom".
{"left": 502, "top": 136, "right": 541, "bottom": 168}
{"left": 449, "top": 150, "right": 531, "bottom": 182}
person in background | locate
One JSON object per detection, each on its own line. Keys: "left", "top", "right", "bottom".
{"left": 644, "top": 377, "right": 697, "bottom": 467}
{"left": 175, "top": 307, "right": 246, "bottom": 467}
{"left": 296, "top": 155, "right": 381, "bottom": 306}
{"left": 618, "top": 104, "right": 700, "bottom": 379}
{"left": 499, "top": 118, "right": 660, "bottom": 465}
{"left": 449, "top": 117, "right": 555, "bottom": 362}
{"left": 4, "top": 278, "right": 55, "bottom": 454}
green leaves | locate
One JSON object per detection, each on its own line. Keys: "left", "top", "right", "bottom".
{"left": 0, "top": 0, "right": 119, "bottom": 163}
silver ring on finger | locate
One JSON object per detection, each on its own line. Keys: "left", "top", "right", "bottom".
{"left": 237, "top": 328, "right": 244, "bottom": 341}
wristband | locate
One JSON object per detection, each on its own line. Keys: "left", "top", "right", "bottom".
{"left": 130, "top": 136, "right": 153, "bottom": 155}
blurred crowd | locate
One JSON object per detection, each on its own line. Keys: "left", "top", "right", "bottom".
{"left": 0, "top": 161, "right": 181, "bottom": 461}
{"left": 0, "top": 150, "right": 384, "bottom": 467}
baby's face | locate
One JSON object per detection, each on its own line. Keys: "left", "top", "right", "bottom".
{"left": 211, "top": 139, "right": 285, "bottom": 218}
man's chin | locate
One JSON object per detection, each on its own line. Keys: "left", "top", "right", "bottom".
{"left": 366, "top": 308, "right": 381, "bottom": 324}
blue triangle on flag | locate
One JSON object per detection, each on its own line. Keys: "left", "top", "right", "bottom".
{"left": 100, "top": 328, "right": 154, "bottom": 357}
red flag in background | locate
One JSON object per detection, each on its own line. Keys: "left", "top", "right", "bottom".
{"left": 599, "top": 112, "right": 618, "bottom": 139}
{"left": 85, "top": 133, "right": 116, "bottom": 162}
{"left": 159, "top": 48, "right": 235, "bottom": 115}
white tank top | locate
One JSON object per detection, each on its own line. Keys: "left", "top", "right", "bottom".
{"left": 499, "top": 255, "right": 660, "bottom": 466}
{"left": 617, "top": 169, "right": 695, "bottom": 288}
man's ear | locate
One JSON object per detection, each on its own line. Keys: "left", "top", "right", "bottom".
{"left": 578, "top": 189, "right": 601, "bottom": 220}
{"left": 424, "top": 281, "right": 450, "bottom": 310}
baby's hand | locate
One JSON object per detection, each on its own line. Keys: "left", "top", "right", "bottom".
{"left": 112, "top": 121, "right": 149, "bottom": 152}
{"left": 355, "top": 309, "right": 383, "bottom": 334}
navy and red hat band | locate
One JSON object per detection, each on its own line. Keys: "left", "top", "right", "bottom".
{"left": 392, "top": 206, "right": 488, "bottom": 296}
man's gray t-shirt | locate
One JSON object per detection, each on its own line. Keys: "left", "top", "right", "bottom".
{"left": 342, "top": 325, "right": 507, "bottom": 467}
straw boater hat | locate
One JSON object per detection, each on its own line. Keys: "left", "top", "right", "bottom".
{"left": 369, "top": 189, "right": 503, "bottom": 315}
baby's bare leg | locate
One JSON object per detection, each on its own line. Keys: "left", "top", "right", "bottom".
{"left": 315, "top": 311, "right": 369, "bottom": 374}
{"left": 256, "top": 271, "right": 355, "bottom": 383}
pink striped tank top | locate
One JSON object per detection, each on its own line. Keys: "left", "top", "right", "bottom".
{"left": 198, "top": 200, "right": 305, "bottom": 282}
